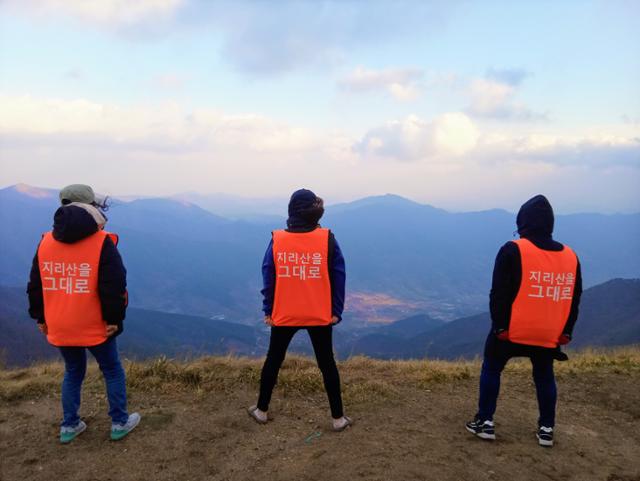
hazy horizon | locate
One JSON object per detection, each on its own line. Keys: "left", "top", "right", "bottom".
{"left": 3, "top": 181, "right": 639, "bottom": 216}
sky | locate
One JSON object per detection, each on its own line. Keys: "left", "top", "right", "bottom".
{"left": 0, "top": 0, "right": 639, "bottom": 213}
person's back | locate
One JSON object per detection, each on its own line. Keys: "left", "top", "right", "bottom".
{"left": 27, "top": 184, "right": 141, "bottom": 443}
{"left": 466, "top": 194, "right": 582, "bottom": 447}
{"left": 248, "top": 188, "right": 353, "bottom": 431}
{"left": 37, "top": 212, "right": 115, "bottom": 347}
{"left": 271, "top": 227, "right": 333, "bottom": 326}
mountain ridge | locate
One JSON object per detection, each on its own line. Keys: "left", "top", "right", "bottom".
{"left": 2, "top": 183, "right": 639, "bottom": 325}
{"left": 2, "top": 278, "right": 638, "bottom": 367}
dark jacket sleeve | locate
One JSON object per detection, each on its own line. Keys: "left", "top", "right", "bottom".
{"left": 27, "top": 250, "right": 45, "bottom": 324}
{"left": 260, "top": 239, "right": 275, "bottom": 316}
{"left": 329, "top": 234, "right": 346, "bottom": 322}
{"left": 563, "top": 260, "right": 582, "bottom": 337}
{"left": 98, "top": 236, "right": 128, "bottom": 334}
{"left": 489, "top": 241, "right": 521, "bottom": 333}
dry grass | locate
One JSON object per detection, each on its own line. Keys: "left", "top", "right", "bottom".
{"left": 1, "top": 346, "right": 638, "bottom": 404}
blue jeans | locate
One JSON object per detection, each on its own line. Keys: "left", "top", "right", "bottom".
{"left": 58, "top": 337, "right": 129, "bottom": 427}
{"left": 477, "top": 335, "right": 557, "bottom": 427}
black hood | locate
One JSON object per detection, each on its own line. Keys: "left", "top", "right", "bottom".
{"left": 287, "top": 189, "right": 324, "bottom": 229}
{"left": 516, "top": 194, "right": 554, "bottom": 238}
{"left": 52, "top": 205, "right": 99, "bottom": 243}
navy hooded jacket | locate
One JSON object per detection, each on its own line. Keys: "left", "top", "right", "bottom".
{"left": 489, "top": 195, "right": 582, "bottom": 340}
{"left": 27, "top": 205, "right": 128, "bottom": 335}
{"left": 261, "top": 189, "right": 346, "bottom": 322}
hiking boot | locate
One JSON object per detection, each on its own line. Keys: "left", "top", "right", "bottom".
{"left": 110, "top": 412, "right": 141, "bottom": 441}
{"left": 60, "top": 420, "right": 87, "bottom": 444}
{"left": 536, "top": 426, "right": 554, "bottom": 447}
{"left": 465, "top": 417, "right": 496, "bottom": 440}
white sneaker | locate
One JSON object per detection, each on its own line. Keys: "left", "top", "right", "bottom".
{"left": 60, "top": 420, "right": 87, "bottom": 444}
{"left": 111, "top": 412, "right": 141, "bottom": 441}
{"left": 332, "top": 416, "right": 354, "bottom": 432}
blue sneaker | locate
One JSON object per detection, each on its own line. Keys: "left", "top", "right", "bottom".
{"left": 60, "top": 420, "right": 87, "bottom": 444}
{"left": 110, "top": 413, "right": 141, "bottom": 441}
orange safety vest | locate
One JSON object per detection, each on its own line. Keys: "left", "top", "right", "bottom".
{"left": 509, "top": 238, "right": 578, "bottom": 348}
{"left": 271, "top": 228, "right": 333, "bottom": 327}
{"left": 38, "top": 230, "right": 118, "bottom": 347}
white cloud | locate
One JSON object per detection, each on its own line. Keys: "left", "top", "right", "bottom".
{"left": 209, "top": 2, "right": 460, "bottom": 75}
{"left": 0, "top": 94, "right": 321, "bottom": 154}
{"left": 4, "top": 0, "right": 185, "bottom": 27}
{"left": 477, "top": 133, "right": 640, "bottom": 168}
{"left": 469, "top": 79, "right": 514, "bottom": 115}
{"left": 354, "top": 108, "right": 639, "bottom": 170}
{"left": 355, "top": 113, "right": 479, "bottom": 161}
{"left": 3, "top": 94, "right": 635, "bottom": 171}
{"left": 0, "top": 93, "right": 361, "bottom": 199}
{"left": 467, "top": 72, "right": 546, "bottom": 121}
{"left": 1, "top": 94, "right": 637, "bottom": 212}
{"left": 3, "top": 1, "right": 461, "bottom": 74}
{"left": 339, "top": 66, "right": 424, "bottom": 101}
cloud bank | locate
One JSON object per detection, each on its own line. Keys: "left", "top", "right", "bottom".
{"left": 0, "top": 94, "right": 638, "bottom": 211}
{"left": 355, "top": 113, "right": 479, "bottom": 160}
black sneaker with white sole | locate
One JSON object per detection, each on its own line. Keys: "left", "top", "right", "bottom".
{"left": 536, "top": 426, "right": 554, "bottom": 447}
{"left": 465, "top": 417, "right": 496, "bottom": 440}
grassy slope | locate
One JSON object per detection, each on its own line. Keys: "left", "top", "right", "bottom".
{"left": 1, "top": 348, "right": 639, "bottom": 481}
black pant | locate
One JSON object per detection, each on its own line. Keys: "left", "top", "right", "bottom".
{"left": 478, "top": 334, "right": 557, "bottom": 426}
{"left": 257, "top": 325, "right": 344, "bottom": 419}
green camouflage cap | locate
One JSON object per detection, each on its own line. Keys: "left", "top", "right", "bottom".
{"left": 59, "top": 184, "right": 95, "bottom": 205}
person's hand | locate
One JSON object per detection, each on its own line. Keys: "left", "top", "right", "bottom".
{"left": 38, "top": 323, "right": 48, "bottom": 335}
{"left": 558, "top": 334, "right": 571, "bottom": 345}
{"left": 496, "top": 329, "right": 509, "bottom": 341}
{"left": 331, "top": 316, "right": 339, "bottom": 325}
{"left": 264, "top": 316, "right": 273, "bottom": 326}
{"left": 106, "top": 325, "right": 118, "bottom": 337}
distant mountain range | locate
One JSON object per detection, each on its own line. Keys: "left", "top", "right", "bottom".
{"left": 0, "top": 285, "right": 261, "bottom": 366}
{"left": 1, "top": 183, "right": 639, "bottom": 326}
{"left": 347, "top": 278, "right": 640, "bottom": 359}
{"left": 2, "top": 278, "right": 638, "bottom": 367}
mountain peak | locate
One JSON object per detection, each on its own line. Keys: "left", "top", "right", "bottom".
{"left": 359, "top": 193, "right": 422, "bottom": 206}
{"left": 329, "top": 193, "right": 445, "bottom": 214}
{"left": 9, "top": 183, "right": 56, "bottom": 199}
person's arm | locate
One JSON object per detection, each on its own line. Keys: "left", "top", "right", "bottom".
{"left": 27, "top": 250, "right": 45, "bottom": 324}
{"left": 561, "top": 259, "right": 582, "bottom": 339}
{"left": 98, "top": 236, "right": 128, "bottom": 335}
{"left": 260, "top": 239, "right": 276, "bottom": 318}
{"left": 329, "top": 233, "right": 346, "bottom": 323}
{"left": 489, "top": 241, "right": 521, "bottom": 336}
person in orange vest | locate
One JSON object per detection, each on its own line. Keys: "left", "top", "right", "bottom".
{"left": 26, "top": 184, "right": 140, "bottom": 443}
{"left": 247, "top": 189, "right": 353, "bottom": 431}
{"left": 466, "top": 195, "right": 582, "bottom": 447}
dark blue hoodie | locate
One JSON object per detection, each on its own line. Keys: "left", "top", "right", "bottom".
{"left": 27, "top": 205, "right": 128, "bottom": 335}
{"left": 488, "top": 195, "right": 582, "bottom": 353}
{"left": 261, "top": 189, "right": 346, "bottom": 322}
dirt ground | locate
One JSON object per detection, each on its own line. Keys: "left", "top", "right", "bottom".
{"left": 1, "top": 365, "right": 639, "bottom": 481}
